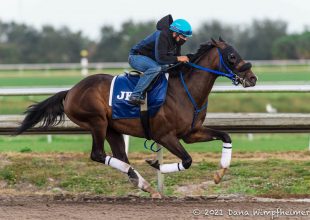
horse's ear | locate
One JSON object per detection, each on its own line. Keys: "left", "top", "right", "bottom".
{"left": 219, "top": 36, "right": 225, "bottom": 42}
{"left": 211, "top": 38, "right": 217, "bottom": 45}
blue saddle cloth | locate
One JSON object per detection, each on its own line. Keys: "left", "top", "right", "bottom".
{"left": 111, "top": 73, "right": 168, "bottom": 119}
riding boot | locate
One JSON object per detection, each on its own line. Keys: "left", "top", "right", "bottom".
{"left": 129, "top": 66, "right": 162, "bottom": 105}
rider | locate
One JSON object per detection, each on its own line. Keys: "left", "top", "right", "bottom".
{"left": 128, "top": 14, "right": 192, "bottom": 105}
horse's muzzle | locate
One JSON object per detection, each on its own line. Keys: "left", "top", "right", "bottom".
{"left": 240, "top": 75, "right": 257, "bottom": 88}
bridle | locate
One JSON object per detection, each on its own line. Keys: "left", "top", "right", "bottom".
{"left": 187, "top": 46, "right": 252, "bottom": 86}
{"left": 178, "top": 44, "right": 252, "bottom": 129}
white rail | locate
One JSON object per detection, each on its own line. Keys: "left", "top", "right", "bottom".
{"left": 0, "top": 60, "right": 309, "bottom": 70}
{"left": 1, "top": 85, "right": 310, "bottom": 96}
{"left": 0, "top": 62, "right": 130, "bottom": 70}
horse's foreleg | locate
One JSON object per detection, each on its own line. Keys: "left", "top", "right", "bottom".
{"left": 102, "top": 127, "right": 160, "bottom": 198}
{"left": 146, "top": 135, "right": 192, "bottom": 174}
{"left": 182, "top": 126, "right": 232, "bottom": 184}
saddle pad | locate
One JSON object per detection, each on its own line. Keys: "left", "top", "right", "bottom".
{"left": 109, "top": 73, "right": 169, "bottom": 119}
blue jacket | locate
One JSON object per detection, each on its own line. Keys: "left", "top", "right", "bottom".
{"left": 129, "top": 15, "right": 181, "bottom": 65}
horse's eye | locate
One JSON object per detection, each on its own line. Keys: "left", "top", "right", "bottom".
{"left": 229, "top": 53, "right": 236, "bottom": 59}
{"left": 228, "top": 53, "right": 236, "bottom": 63}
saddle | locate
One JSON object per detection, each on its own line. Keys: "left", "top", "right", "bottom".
{"left": 109, "top": 71, "right": 169, "bottom": 139}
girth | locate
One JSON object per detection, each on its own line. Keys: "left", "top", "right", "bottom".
{"left": 140, "top": 94, "right": 151, "bottom": 140}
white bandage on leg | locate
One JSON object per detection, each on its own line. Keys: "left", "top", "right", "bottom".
{"left": 105, "top": 156, "right": 151, "bottom": 191}
{"left": 105, "top": 156, "right": 130, "bottom": 173}
{"left": 132, "top": 169, "right": 150, "bottom": 190}
{"left": 159, "top": 162, "right": 185, "bottom": 174}
{"left": 220, "top": 143, "right": 232, "bottom": 168}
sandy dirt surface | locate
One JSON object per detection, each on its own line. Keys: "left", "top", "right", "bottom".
{"left": 0, "top": 195, "right": 309, "bottom": 220}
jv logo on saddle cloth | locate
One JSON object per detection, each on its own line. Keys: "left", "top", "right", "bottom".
{"left": 116, "top": 91, "right": 132, "bottom": 101}
{"left": 109, "top": 73, "right": 169, "bottom": 119}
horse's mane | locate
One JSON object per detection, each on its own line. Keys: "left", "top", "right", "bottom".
{"left": 190, "top": 41, "right": 215, "bottom": 63}
{"left": 168, "top": 40, "right": 215, "bottom": 76}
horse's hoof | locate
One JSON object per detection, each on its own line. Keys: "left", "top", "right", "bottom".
{"left": 128, "top": 177, "right": 139, "bottom": 187}
{"left": 127, "top": 167, "right": 139, "bottom": 187}
{"left": 213, "top": 171, "right": 222, "bottom": 184}
{"left": 151, "top": 192, "right": 162, "bottom": 199}
{"left": 145, "top": 159, "right": 160, "bottom": 170}
{"left": 213, "top": 168, "right": 227, "bottom": 184}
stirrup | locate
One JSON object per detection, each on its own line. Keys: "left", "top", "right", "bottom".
{"left": 128, "top": 96, "right": 145, "bottom": 105}
{"left": 126, "top": 70, "right": 144, "bottom": 76}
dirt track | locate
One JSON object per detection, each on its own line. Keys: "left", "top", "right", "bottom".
{"left": 0, "top": 195, "right": 309, "bottom": 220}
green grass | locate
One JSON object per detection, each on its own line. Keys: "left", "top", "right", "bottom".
{"left": 0, "top": 69, "right": 123, "bottom": 87}
{"left": 0, "top": 135, "right": 93, "bottom": 153}
{"left": 0, "top": 134, "right": 309, "bottom": 153}
{"left": 0, "top": 76, "right": 84, "bottom": 87}
{"left": 0, "top": 154, "right": 309, "bottom": 197}
{"left": 0, "top": 96, "right": 49, "bottom": 114}
{"left": 0, "top": 65, "right": 309, "bottom": 86}
{"left": 254, "top": 65, "right": 310, "bottom": 82}
{"left": 220, "top": 160, "right": 310, "bottom": 197}
{"left": 216, "top": 65, "right": 310, "bottom": 83}
{"left": 208, "top": 93, "right": 310, "bottom": 113}
{"left": 163, "top": 159, "right": 310, "bottom": 197}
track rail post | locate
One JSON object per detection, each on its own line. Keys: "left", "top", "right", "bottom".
{"left": 156, "top": 143, "right": 164, "bottom": 193}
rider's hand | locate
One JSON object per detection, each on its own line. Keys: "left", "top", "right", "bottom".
{"left": 177, "top": 56, "right": 189, "bottom": 63}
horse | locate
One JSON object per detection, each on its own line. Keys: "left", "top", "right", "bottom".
{"left": 16, "top": 38, "right": 257, "bottom": 198}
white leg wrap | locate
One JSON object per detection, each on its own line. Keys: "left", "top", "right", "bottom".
{"left": 160, "top": 162, "right": 185, "bottom": 174}
{"left": 105, "top": 156, "right": 151, "bottom": 191}
{"left": 133, "top": 169, "right": 150, "bottom": 189}
{"left": 105, "top": 156, "right": 130, "bottom": 173}
{"left": 221, "top": 143, "right": 232, "bottom": 168}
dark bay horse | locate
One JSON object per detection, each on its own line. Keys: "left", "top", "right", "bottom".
{"left": 16, "top": 38, "right": 257, "bottom": 198}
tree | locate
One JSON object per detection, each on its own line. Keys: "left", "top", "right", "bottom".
{"left": 0, "top": 21, "right": 91, "bottom": 63}
{"left": 273, "top": 31, "right": 310, "bottom": 59}
{"left": 240, "top": 19, "right": 287, "bottom": 59}
{"left": 183, "top": 20, "right": 242, "bottom": 54}
{"left": 92, "top": 20, "right": 155, "bottom": 62}
{"left": 91, "top": 26, "right": 123, "bottom": 62}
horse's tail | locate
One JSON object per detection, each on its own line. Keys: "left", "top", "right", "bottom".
{"left": 15, "top": 90, "right": 68, "bottom": 135}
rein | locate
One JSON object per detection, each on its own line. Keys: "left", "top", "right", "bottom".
{"left": 180, "top": 48, "right": 240, "bottom": 129}
{"left": 187, "top": 48, "right": 240, "bottom": 86}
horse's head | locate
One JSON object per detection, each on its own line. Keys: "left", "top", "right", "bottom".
{"left": 210, "top": 37, "right": 257, "bottom": 87}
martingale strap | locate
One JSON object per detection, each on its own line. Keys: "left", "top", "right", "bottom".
{"left": 179, "top": 71, "right": 208, "bottom": 129}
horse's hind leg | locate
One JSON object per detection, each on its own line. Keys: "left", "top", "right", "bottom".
{"left": 106, "top": 127, "right": 129, "bottom": 164}
{"left": 89, "top": 118, "right": 107, "bottom": 164}
{"left": 104, "top": 127, "right": 161, "bottom": 198}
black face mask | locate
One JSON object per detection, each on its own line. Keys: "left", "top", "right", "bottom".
{"left": 176, "top": 38, "right": 186, "bottom": 46}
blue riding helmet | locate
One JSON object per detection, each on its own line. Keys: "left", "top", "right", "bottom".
{"left": 169, "top": 19, "right": 192, "bottom": 37}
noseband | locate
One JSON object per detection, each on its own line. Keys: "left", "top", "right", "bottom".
{"left": 219, "top": 46, "right": 252, "bottom": 74}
